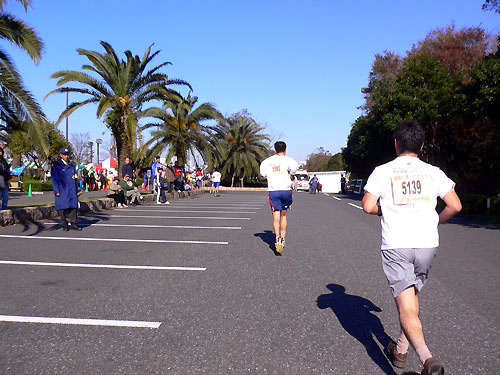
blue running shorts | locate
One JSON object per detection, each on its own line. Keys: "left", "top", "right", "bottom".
{"left": 214, "top": 182, "right": 220, "bottom": 187}
{"left": 268, "top": 190, "right": 293, "bottom": 212}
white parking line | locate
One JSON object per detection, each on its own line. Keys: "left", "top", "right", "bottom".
{"left": 348, "top": 203, "right": 363, "bottom": 210}
{"left": 0, "top": 260, "right": 206, "bottom": 271}
{"left": 0, "top": 234, "right": 228, "bottom": 245}
{"left": 332, "top": 196, "right": 342, "bottom": 201}
{"left": 129, "top": 206, "right": 259, "bottom": 210}
{"left": 122, "top": 209, "right": 256, "bottom": 214}
{"left": 89, "top": 215, "right": 250, "bottom": 220}
{"left": 0, "top": 315, "right": 161, "bottom": 329}
{"left": 44, "top": 223, "right": 241, "bottom": 230}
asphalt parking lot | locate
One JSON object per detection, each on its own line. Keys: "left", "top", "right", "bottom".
{"left": 0, "top": 191, "right": 498, "bottom": 374}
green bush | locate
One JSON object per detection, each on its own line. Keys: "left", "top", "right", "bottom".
{"left": 21, "top": 177, "right": 53, "bottom": 191}
{"left": 458, "top": 192, "right": 500, "bottom": 215}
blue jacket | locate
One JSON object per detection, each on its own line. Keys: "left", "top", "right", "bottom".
{"left": 51, "top": 159, "right": 80, "bottom": 209}
{"left": 152, "top": 161, "right": 162, "bottom": 178}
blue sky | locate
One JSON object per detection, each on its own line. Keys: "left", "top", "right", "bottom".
{"left": 6, "top": 0, "right": 499, "bottom": 162}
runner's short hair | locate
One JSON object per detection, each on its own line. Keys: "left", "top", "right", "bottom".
{"left": 394, "top": 121, "right": 425, "bottom": 154}
{"left": 274, "top": 141, "right": 286, "bottom": 153}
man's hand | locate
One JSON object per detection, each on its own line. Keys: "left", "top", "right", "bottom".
{"left": 55, "top": 193, "right": 60, "bottom": 197}
{"left": 77, "top": 190, "right": 83, "bottom": 196}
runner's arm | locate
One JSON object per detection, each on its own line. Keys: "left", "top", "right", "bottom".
{"left": 362, "top": 192, "right": 382, "bottom": 216}
{"left": 439, "top": 188, "right": 462, "bottom": 224}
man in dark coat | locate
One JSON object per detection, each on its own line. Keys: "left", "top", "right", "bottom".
{"left": 122, "top": 157, "right": 134, "bottom": 179}
{"left": 51, "top": 147, "right": 82, "bottom": 231}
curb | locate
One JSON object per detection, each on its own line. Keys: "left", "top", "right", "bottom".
{"left": 0, "top": 189, "right": 203, "bottom": 227}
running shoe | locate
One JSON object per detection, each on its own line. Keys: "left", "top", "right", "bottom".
{"left": 162, "top": 201, "right": 170, "bottom": 205}
{"left": 385, "top": 341, "right": 407, "bottom": 368}
{"left": 275, "top": 236, "right": 284, "bottom": 253}
{"left": 421, "top": 358, "right": 444, "bottom": 375}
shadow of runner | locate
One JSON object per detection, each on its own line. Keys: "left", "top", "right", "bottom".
{"left": 317, "top": 284, "right": 397, "bottom": 375}
{"left": 254, "top": 230, "right": 282, "bottom": 256}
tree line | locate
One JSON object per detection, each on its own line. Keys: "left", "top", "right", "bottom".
{"left": 343, "top": 24, "right": 500, "bottom": 197}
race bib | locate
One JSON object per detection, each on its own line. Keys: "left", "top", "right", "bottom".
{"left": 391, "top": 172, "right": 431, "bottom": 205}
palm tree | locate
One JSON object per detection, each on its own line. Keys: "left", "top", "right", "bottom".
{"left": 45, "top": 41, "right": 190, "bottom": 171}
{"left": 141, "top": 92, "right": 222, "bottom": 167}
{"left": 214, "top": 112, "right": 271, "bottom": 187}
{"left": 0, "top": 0, "right": 47, "bottom": 164}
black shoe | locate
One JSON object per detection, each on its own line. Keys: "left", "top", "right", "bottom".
{"left": 62, "top": 225, "right": 70, "bottom": 231}
{"left": 70, "top": 224, "right": 82, "bottom": 231}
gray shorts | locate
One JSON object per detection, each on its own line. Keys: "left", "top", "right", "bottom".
{"left": 381, "top": 248, "right": 437, "bottom": 298}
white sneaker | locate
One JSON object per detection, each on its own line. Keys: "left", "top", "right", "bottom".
{"left": 140, "top": 196, "right": 144, "bottom": 200}
{"left": 117, "top": 203, "right": 123, "bottom": 208}
{"left": 122, "top": 204, "right": 128, "bottom": 208}
{"left": 162, "top": 201, "right": 170, "bottom": 205}
{"left": 157, "top": 201, "right": 162, "bottom": 204}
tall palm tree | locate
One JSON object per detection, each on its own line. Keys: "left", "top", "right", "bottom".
{"left": 45, "top": 41, "right": 190, "bottom": 171}
{"left": 214, "top": 113, "right": 271, "bottom": 187}
{"left": 0, "top": 0, "right": 47, "bottom": 164}
{"left": 141, "top": 92, "right": 222, "bottom": 167}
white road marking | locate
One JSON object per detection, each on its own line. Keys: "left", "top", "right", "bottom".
{"left": 348, "top": 203, "right": 363, "bottom": 210}
{"left": 128, "top": 206, "right": 259, "bottom": 210}
{"left": 0, "top": 234, "right": 228, "bottom": 245}
{"left": 44, "top": 223, "right": 241, "bottom": 230}
{"left": 89, "top": 214, "right": 250, "bottom": 220}
{"left": 0, "top": 315, "right": 161, "bottom": 329}
{"left": 122, "top": 209, "right": 256, "bottom": 214}
{"left": 0, "top": 260, "right": 206, "bottom": 271}
{"left": 332, "top": 196, "right": 342, "bottom": 201}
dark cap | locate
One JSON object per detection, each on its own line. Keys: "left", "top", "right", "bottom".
{"left": 60, "top": 147, "right": 71, "bottom": 155}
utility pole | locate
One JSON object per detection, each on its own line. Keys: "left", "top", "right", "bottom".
{"left": 65, "top": 92, "right": 69, "bottom": 140}
{"left": 96, "top": 138, "right": 103, "bottom": 164}
{"left": 88, "top": 141, "right": 93, "bottom": 164}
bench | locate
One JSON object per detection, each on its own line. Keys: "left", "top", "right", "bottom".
{"left": 8, "top": 181, "right": 23, "bottom": 192}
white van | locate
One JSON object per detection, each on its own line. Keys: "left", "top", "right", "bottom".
{"left": 294, "top": 169, "right": 310, "bottom": 191}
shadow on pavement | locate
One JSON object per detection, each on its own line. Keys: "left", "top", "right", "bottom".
{"left": 316, "top": 283, "right": 396, "bottom": 375}
{"left": 254, "top": 230, "right": 282, "bottom": 256}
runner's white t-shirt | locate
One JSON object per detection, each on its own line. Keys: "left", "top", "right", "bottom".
{"left": 364, "top": 156, "right": 455, "bottom": 250}
{"left": 211, "top": 171, "right": 221, "bottom": 183}
{"left": 260, "top": 154, "right": 299, "bottom": 191}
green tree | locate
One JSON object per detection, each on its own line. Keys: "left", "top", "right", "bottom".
{"left": 45, "top": 41, "right": 190, "bottom": 172}
{"left": 0, "top": 0, "right": 47, "bottom": 164}
{"left": 8, "top": 120, "right": 69, "bottom": 164}
{"left": 305, "top": 147, "right": 332, "bottom": 171}
{"left": 141, "top": 92, "right": 222, "bottom": 167}
{"left": 326, "top": 152, "right": 345, "bottom": 171}
{"left": 214, "top": 111, "right": 271, "bottom": 186}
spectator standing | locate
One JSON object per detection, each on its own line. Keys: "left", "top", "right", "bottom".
{"left": 341, "top": 174, "right": 347, "bottom": 194}
{"left": 309, "top": 174, "right": 319, "bottom": 194}
{"left": 362, "top": 121, "right": 462, "bottom": 375}
{"left": 122, "top": 157, "right": 134, "bottom": 180}
{"left": 211, "top": 170, "right": 222, "bottom": 197}
{"left": 259, "top": 141, "right": 298, "bottom": 253}
{"left": 51, "top": 147, "right": 82, "bottom": 231}
{"left": 155, "top": 166, "right": 170, "bottom": 204}
{"left": 196, "top": 168, "right": 203, "bottom": 190}
{"left": 151, "top": 156, "right": 162, "bottom": 193}
{"left": 165, "top": 162, "right": 175, "bottom": 193}
{"left": 174, "top": 161, "right": 184, "bottom": 192}
{"left": 0, "top": 146, "right": 10, "bottom": 210}
{"left": 107, "top": 176, "right": 127, "bottom": 208}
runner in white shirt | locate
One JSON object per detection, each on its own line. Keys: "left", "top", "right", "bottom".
{"left": 260, "top": 141, "right": 299, "bottom": 253}
{"left": 211, "top": 170, "right": 222, "bottom": 197}
{"left": 362, "top": 121, "right": 462, "bottom": 375}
